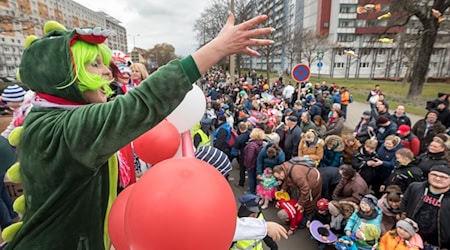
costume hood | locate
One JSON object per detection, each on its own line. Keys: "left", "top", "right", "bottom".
{"left": 19, "top": 22, "right": 113, "bottom": 103}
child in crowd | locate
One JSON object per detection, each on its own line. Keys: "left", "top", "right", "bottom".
{"left": 275, "top": 197, "right": 303, "bottom": 235}
{"left": 256, "top": 168, "right": 278, "bottom": 209}
{"left": 328, "top": 200, "right": 346, "bottom": 236}
{"left": 377, "top": 185, "right": 402, "bottom": 235}
{"left": 345, "top": 194, "right": 382, "bottom": 249}
{"left": 307, "top": 198, "right": 333, "bottom": 250}
{"left": 307, "top": 198, "right": 332, "bottom": 229}
{"left": 232, "top": 194, "right": 279, "bottom": 250}
{"left": 319, "top": 135, "right": 344, "bottom": 168}
{"left": 1, "top": 85, "right": 32, "bottom": 139}
{"left": 379, "top": 218, "right": 423, "bottom": 250}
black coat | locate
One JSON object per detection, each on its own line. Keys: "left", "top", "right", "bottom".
{"left": 401, "top": 182, "right": 450, "bottom": 248}
{"left": 351, "top": 146, "right": 379, "bottom": 186}
{"left": 284, "top": 125, "right": 302, "bottom": 160}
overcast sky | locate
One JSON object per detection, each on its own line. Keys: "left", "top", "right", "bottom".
{"left": 74, "top": 0, "right": 214, "bottom": 56}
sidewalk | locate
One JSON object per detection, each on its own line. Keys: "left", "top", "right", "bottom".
{"left": 344, "top": 101, "right": 423, "bottom": 131}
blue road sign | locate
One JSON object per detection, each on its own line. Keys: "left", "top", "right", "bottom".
{"left": 317, "top": 61, "right": 323, "bottom": 68}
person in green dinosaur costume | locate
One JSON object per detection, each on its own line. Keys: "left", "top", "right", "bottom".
{"left": 2, "top": 15, "right": 274, "bottom": 249}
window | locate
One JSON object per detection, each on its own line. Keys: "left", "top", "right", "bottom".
{"left": 4, "top": 48, "right": 9, "bottom": 52}
{"left": 376, "top": 63, "right": 384, "bottom": 68}
{"left": 334, "top": 62, "right": 344, "bottom": 68}
{"left": 10, "top": 39, "right": 14, "bottom": 43}
{"left": 6, "top": 57, "right": 11, "bottom": 61}
{"left": 367, "top": 20, "right": 379, "bottom": 27}
{"left": 337, "top": 49, "right": 345, "bottom": 56}
{"left": 337, "top": 34, "right": 355, "bottom": 42}
{"left": 338, "top": 19, "right": 355, "bottom": 28}
{"left": 340, "top": 4, "right": 356, "bottom": 13}
{"left": 356, "top": 20, "right": 366, "bottom": 27}
{"left": 377, "top": 49, "right": 386, "bottom": 55}
{"left": 360, "top": 49, "right": 370, "bottom": 56}
{"left": 359, "top": 62, "right": 370, "bottom": 68}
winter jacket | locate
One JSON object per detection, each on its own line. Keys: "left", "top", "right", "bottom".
{"left": 391, "top": 113, "right": 412, "bottom": 127}
{"left": 352, "top": 146, "right": 380, "bottom": 186}
{"left": 244, "top": 140, "right": 264, "bottom": 169}
{"left": 411, "top": 118, "right": 446, "bottom": 153}
{"left": 213, "top": 122, "right": 232, "bottom": 156}
{"left": 384, "top": 159, "right": 423, "bottom": 192}
{"left": 399, "top": 133, "right": 421, "bottom": 157}
{"left": 401, "top": 181, "right": 450, "bottom": 249}
{"left": 344, "top": 207, "right": 383, "bottom": 235}
{"left": 319, "top": 166, "right": 341, "bottom": 200}
{"left": 379, "top": 230, "right": 422, "bottom": 250}
{"left": 377, "top": 194, "right": 401, "bottom": 235}
{"left": 332, "top": 173, "right": 369, "bottom": 204}
{"left": 325, "top": 117, "right": 345, "bottom": 137}
{"left": 437, "top": 107, "right": 450, "bottom": 128}
{"left": 342, "top": 137, "right": 361, "bottom": 164}
{"left": 376, "top": 122, "right": 398, "bottom": 146}
{"left": 415, "top": 151, "right": 448, "bottom": 177}
{"left": 376, "top": 140, "right": 403, "bottom": 179}
{"left": 280, "top": 159, "right": 322, "bottom": 214}
{"left": 354, "top": 118, "right": 377, "bottom": 144}
{"left": 299, "top": 121, "right": 317, "bottom": 135}
{"left": 284, "top": 125, "right": 302, "bottom": 160}
{"left": 297, "top": 136, "right": 324, "bottom": 162}
{"left": 276, "top": 199, "right": 303, "bottom": 231}
{"left": 309, "top": 103, "right": 323, "bottom": 119}
{"left": 319, "top": 135, "right": 344, "bottom": 168}
{"left": 256, "top": 145, "right": 285, "bottom": 175}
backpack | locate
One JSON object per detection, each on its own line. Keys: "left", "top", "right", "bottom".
{"left": 349, "top": 94, "right": 353, "bottom": 103}
{"left": 227, "top": 128, "right": 238, "bottom": 147}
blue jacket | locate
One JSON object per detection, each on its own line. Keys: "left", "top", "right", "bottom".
{"left": 320, "top": 149, "right": 343, "bottom": 168}
{"left": 376, "top": 140, "right": 403, "bottom": 179}
{"left": 256, "top": 145, "right": 285, "bottom": 175}
{"left": 332, "top": 93, "right": 341, "bottom": 104}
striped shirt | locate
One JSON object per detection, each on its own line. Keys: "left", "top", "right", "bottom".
{"left": 195, "top": 146, "right": 232, "bottom": 176}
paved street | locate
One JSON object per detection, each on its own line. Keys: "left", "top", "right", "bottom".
{"left": 344, "top": 101, "right": 422, "bottom": 131}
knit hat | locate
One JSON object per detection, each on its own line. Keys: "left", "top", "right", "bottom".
{"left": 429, "top": 164, "right": 450, "bottom": 177}
{"left": 1, "top": 84, "right": 26, "bottom": 102}
{"left": 396, "top": 124, "right": 411, "bottom": 136}
{"left": 284, "top": 108, "right": 293, "bottom": 115}
{"left": 238, "top": 194, "right": 261, "bottom": 213}
{"left": 377, "top": 115, "right": 389, "bottom": 126}
{"left": 362, "top": 224, "right": 381, "bottom": 241}
{"left": 396, "top": 218, "right": 418, "bottom": 237}
{"left": 360, "top": 194, "right": 378, "bottom": 210}
{"left": 239, "top": 90, "right": 247, "bottom": 96}
{"left": 362, "top": 110, "right": 371, "bottom": 116}
{"left": 317, "top": 198, "right": 329, "bottom": 211}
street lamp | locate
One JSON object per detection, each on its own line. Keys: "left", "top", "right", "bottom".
{"left": 128, "top": 34, "right": 140, "bottom": 50}
{"left": 316, "top": 50, "right": 324, "bottom": 80}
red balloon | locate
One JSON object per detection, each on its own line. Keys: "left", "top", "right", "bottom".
{"left": 133, "top": 120, "right": 180, "bottom": 165}
{"left": 108, "top": 184, "right": 135, "bottom": 250}
{"left": 125, "top": 158, "right": 236, "bottom": 250}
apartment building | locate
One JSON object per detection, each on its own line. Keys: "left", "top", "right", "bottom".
{"left": 245, "top": 0, "right": 449, "bottom": 80}
{"left": 0, "top": 0, "right": 127, "bottom": 77}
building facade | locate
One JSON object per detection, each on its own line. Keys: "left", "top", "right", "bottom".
{"left": 0, "top": 0, "right": 127, "bottom": 77}
{"left": 244, "top": 0, "right": 449, "bottom": 80}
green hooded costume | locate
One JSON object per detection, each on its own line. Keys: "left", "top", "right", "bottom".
{"left": 3, "top": 22, "right": 198, "bottom": 249}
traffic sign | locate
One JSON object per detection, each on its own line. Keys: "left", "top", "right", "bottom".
{"left": 291, "top": 63, "right": 310, "bottom": 82}
{"left": 317, "top": 61, "right": 323, "bottom": 68}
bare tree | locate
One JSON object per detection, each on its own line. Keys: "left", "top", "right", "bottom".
{"left": 389, "top": 0, "right": 450, "bottom": 99}
{"left": 144, "top": 43, "right": 178, "bottom": 67}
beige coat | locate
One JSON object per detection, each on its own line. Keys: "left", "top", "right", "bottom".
{"left": 297, "top": 137, "right": 324, "bottom": 162}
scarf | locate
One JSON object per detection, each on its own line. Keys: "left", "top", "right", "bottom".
{"left": 330, "top": 214, "right": 344, "bottom": 230}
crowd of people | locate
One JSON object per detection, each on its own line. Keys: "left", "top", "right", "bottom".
{"left": 194, "top": 68, "right": 450, "bottom": 250}
{"left": 0, "top": 14, "right": 448, "bottom": 250}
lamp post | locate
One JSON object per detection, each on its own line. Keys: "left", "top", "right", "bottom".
{"left": 317, "top": 50, "right": 324, "bottom": 80}
{"left": 128, "top": 34, "right": 140, "bottom": 50}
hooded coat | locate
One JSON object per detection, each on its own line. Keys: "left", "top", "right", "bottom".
{"left": 6, "top": 27, "right": 198, "bottom": 250}
{"left": 279, "top": 158, "right": 322, "bottom": 214}
{"left": 319, "top": 135, "right": 344, "bottom": 168}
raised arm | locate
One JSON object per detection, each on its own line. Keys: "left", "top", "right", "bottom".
{"left": 192, "top": 14, "right": 273, "bottom": 74}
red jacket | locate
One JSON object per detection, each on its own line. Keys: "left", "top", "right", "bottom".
{"left": 400, "top": 134, "right": 420, "bottom": 157}
{"left": 277, "top": 199, "right": 304, "bottom": 230}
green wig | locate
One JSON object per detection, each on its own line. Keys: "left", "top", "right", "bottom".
{"left": 71, "top": 42, "right": 113, "bottom": 96}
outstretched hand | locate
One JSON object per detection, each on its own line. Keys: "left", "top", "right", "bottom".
{"left": 266, "top": 221, "right": 288, "bottom": 241}
{"left": 192, "top": 13, "right": 274, "bottom": 74}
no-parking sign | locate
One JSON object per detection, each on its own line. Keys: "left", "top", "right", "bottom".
{"left": 291, "top": 63, "right": 310, "bottom": 82}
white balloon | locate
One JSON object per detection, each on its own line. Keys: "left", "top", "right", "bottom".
{"left": 167, "top": 84, "right": 206, "bottom": 133}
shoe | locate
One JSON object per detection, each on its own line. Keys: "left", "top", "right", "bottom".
{"left": 261, "top": 204, "right": 268, "bottom": 209}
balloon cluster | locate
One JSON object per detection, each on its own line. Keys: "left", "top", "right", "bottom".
{"left": 107, "top": 84, "right": 237, "bottom": 250}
